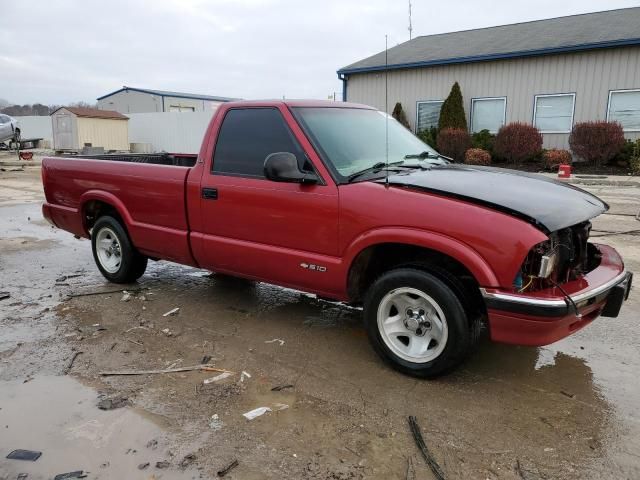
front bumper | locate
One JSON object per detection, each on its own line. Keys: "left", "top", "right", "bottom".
{"left": 481, "top": 244, "right": 633, "bottom": 346}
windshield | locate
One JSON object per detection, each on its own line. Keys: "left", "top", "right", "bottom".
{"left": 292, "top": 107, "right": 439, "bottom": 180}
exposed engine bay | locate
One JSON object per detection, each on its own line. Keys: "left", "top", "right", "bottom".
{"left": 516, "top": 221, "right": 602, "bottom": 292}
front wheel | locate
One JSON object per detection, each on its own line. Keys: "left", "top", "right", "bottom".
{"left": 364, "top": 268, "right": 478, "bottom": 378}
{"left": 91, "top": 216, "right": 147, "bottom": 283}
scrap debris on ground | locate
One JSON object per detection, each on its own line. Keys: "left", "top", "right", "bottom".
{"left": 408, "top": 416, "right": 445, "bottom": 480}
{"left": 99, "top": 365, "right": 232, "bottom": 376}
{"left": 217, "top": 459, "right": 239, "bottom": 477}
{"left": 271, "top": 384, "right": 294, "bottom": 392}
{"left": 6, "top": 450, "right": 42, "bottom": 461}
{"left": 53, "top": 471, "right": 86, "bottom": 480}
{"left": 63, "top": 351, "right": 82, "bottom": 375}
{"left": 96, "top": 394, "right": 130, "bottom": 410}
{"left": 243, "top": 406, "right": 272, "bottom": 420}
{"left": 204, "top": 371, "right": 234, "bottom": 384}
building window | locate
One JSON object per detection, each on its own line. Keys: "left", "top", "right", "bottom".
{"left": 169, "top": 105, "right": 196, "bottom": 112}
{"left": 607, "top": 89, "right": 640, "bottom": 131}
{"left": 533, "top": 93, "right": 575, "bottom": 133}
{"left": 470, "top": 97, "right": 506, "bottom": 133}
{"left": 416, "top": 101, "right": 443, "bottom": 132}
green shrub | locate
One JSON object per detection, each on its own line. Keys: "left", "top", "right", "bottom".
{"left": 436, "top": 128, "right": 471, "bottom": 162}
{"left": 392, "top": 102, "right": 411, "bottom": 130}
{"left": 438, "top": 82, "right": 467, "bottom": 131}
{"left": 471, "top": 129, "right": 495, "bottom": 155}
{"left": 417, "top": 127, "right": 438, "bottom": 150}
{"left": 464, "top": 148, "right": 491, "bottom": 166}
{"left": 612, "top": 139, "right": 635, "bottom": 167}
{"left": 630, "top": 139, "right": 640, "bottom": 175}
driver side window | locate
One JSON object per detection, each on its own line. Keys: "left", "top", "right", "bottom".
{"left": 212, "top": 108, "right": 307, "bottom": 178}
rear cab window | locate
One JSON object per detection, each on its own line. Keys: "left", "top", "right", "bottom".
{"left": 211, "top": 108, "right": 312, "bottom": 178}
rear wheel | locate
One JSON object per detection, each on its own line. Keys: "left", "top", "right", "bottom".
{"left": 91, "top": 216, "right": 147, "bottom": 283}
{"left": 364, "top": 268, "right": 478, "bottom": 378}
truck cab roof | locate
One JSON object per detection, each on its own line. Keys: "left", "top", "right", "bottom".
{"left": 222, "top": 99, "right": 374, "bottom": 109}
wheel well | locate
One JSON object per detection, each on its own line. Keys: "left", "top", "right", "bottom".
{"left": 347, "top": 243, "right": 486, "bottom": 318}
{"left": 83, "top": 200, "right": 123, "bottom": 233}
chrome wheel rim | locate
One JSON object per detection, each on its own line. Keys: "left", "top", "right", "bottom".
{"left": 95, "top": 227, "right": 122, "bottom": 274}
{"left": 377, "top": 287, "right": 448, "bottom": 363}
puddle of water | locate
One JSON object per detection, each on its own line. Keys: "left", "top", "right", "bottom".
{"left": 0, "top": 376, "right": 199, "bottom": 480}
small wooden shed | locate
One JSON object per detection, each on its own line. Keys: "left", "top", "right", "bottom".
{"left": 51, "top": 107, "right": 129, "bottom": 151}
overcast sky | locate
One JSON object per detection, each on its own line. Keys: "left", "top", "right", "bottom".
{"left": 1, "top": 0, "right": 637, "bottom": 105}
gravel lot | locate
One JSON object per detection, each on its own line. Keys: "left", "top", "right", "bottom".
{"left": 1, "top": 165, "right": 639, "bottom": 479}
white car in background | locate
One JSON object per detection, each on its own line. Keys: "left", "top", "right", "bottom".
{"left": 0, "top": 114, "right": 20, "bottom": 145}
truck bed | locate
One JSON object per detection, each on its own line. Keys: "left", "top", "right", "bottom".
{"left": 59, "top": 152, "right": 198, "bottom": 167}
{"left": 42, "top": 155, "right": 196, "bottom": 266}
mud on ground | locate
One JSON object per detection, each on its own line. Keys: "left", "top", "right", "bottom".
{"left": 1, "top": 167, "right": 639, "bottom": 479}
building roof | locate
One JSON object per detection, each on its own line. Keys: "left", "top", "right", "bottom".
{"left": 97, "top": 86, "right": 241, "bottom": 102}
{"left": 53, "top": 107, "right": 129, "bottom": 120}
{"left": 338, "top": 7, "right": 640, "bottom": 75}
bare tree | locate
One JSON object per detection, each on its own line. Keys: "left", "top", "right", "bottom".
{"left": 0, "top": 101, "right": 98, "bottom": 116}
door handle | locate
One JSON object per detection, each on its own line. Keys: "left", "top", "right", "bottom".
{"left": 202, "top": 187, "right": 218, "bottom": 200}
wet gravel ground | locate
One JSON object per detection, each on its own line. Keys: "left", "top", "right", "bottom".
{"left": 1, "top": 167, "right": 639, "bottom": 479}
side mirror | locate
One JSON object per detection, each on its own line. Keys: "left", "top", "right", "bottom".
{"left": 264, "top": 152, "right": 319, "bottom": 184}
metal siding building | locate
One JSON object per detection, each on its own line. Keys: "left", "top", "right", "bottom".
{"left": 339, "top": 8, "right": 640, "bottom": 149}
{"left": 97, "top": 87, "right": 240, "bottom": 114}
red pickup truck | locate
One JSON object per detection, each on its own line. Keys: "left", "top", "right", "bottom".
{"left": 42, "top": 100, "right": 633, "bottom": 377}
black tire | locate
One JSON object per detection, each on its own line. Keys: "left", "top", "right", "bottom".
{"left": 363, "top": 268, "right": 478, "bottom": 378}
{"left": 91, "top": 215, "right": 147, "bottom": 283}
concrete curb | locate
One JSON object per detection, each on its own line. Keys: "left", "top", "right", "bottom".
{"left": 537, "top": 172, "right": 640, "bottom": 188}
{"left": 0, "top": 158, "right": 42, "bottom": 167}
{"left": 0, "top": 161, "right": 40, "bottom": 167}
{"left": 564, "top": 178, "right": 640, "bottom": 187}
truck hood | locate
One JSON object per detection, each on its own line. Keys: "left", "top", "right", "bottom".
{"left": 377, "top": 165, "right": 608, "bottom": 233}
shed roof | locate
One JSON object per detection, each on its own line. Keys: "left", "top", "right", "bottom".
{"left": 53, "top": 107, "right": 129, "bottom": 120}
{"left": 97, "top": 86, "right": 240, "bottom": 102}
{"left": 339, "top": 7, "right": 640, "bottom": 74}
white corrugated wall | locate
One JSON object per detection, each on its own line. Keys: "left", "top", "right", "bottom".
{"left": 127, "top": 111, "right": 216, "bottom": 153}
{"left": 15, "top": 112, "right": 215, "bottom": 153}
{"left": 13, "top": 116, "right": 53, "bottom": 143}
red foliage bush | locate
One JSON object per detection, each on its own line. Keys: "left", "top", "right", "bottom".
{"left": 494, "top": 122, "right": 543, "bottom": 164}
{"left": 436, "top": 128, "right": 471, "bottom": 162}
{"left": 569, "top": 121, "right": 625, "bottom": 168}
{"left": 543, "top": 149, "right": 572, "bottom": 170}
{"left": 464, "top": 148, "right": 491, "bottom": 166}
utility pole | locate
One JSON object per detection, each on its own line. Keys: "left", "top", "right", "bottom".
{"left": 408, "top": 0, "right": 413, "bottom": 40}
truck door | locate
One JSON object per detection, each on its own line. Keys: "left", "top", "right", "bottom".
{"left": 193, "top": 107, "right": 342, "bottom": 296}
